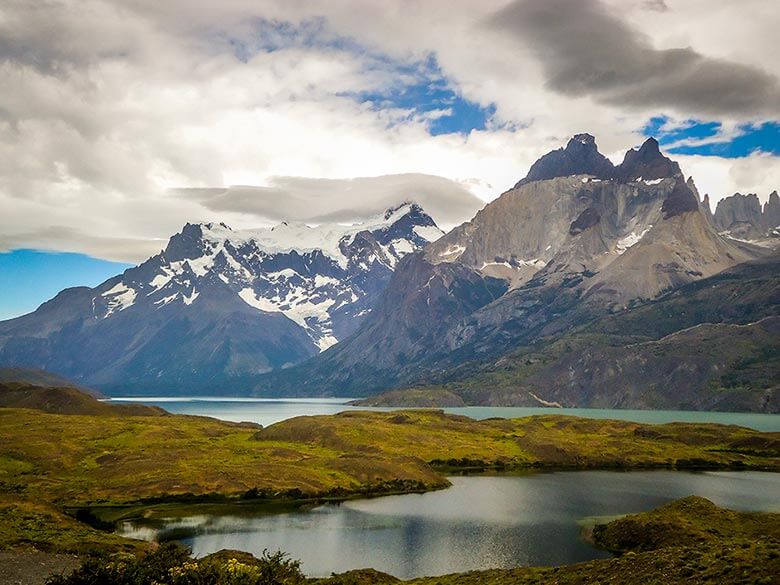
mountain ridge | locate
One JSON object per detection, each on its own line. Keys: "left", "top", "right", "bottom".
{"left": 0, "top": 202, "right": 442, "bottom": 392}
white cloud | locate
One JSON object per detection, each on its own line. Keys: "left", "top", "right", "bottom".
{"left": 677, "top": 152, "right": 780, "bottom": 208}
{"left": 0, "top": 0, "right": 777, "bottom": 263}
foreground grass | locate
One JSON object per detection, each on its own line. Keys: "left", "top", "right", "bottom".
{"left": 0, "top": 498, "right": 142, "bottom": 556}
{"left": 2, "top": 381, "right": 778, "bottom": 584}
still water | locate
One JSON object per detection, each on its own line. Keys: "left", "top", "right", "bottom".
{"left": 117, "top": 471, "right": 780, "bottom": 579}
{"left": 106, "top": 396, "right": 780, "bottom": 431}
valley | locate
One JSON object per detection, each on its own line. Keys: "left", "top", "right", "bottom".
{"left": 1, "top": 389, "right": 778, "bottom": 582}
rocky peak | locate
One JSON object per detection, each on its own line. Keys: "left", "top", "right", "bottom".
{"left": 713, "top": 193, "right": 763, "bottom": 230}
{"left": 514, "top": 133, "right": 615, "bottom": 187}
{"left": 384, "top": 201, "right": 420, "bottom": 220}
{"left": 661, "top": 177, "right": 700, "bottom": 219}
{"left": 700, "top": 193, "right": 716, "bottom": 225}
{"left": 164, "top": 223, "right": 210, "bottom": 261}
{"left": 713, "top": 191, "right": 780, "bottom": 241}
{"left": 764, "top": 191, "right": 780, "bottom": 228}
{"left": 614, "top": 137, "right": 681, "bottom": 182}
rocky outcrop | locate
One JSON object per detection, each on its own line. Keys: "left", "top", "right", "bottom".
{"left": 713, "top": 191, "right": 780, "bottom": 244}
{"left": 765, "top": 191, "right": 780, "bottom": 230}
{"left": 614, "top": 137, "right": 681, "bottom": 182}
{"left": 661, "top": 178, "right": 700, "bottom": 218}
{"left": 515, "top": 133, "right": 615, "bottom": 186}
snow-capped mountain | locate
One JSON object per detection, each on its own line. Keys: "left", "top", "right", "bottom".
{"left": 106, "top": 202, "right": 442, "bottom": 350}
{"left": 0, "top": 202, "right": 443, "bottom": 392}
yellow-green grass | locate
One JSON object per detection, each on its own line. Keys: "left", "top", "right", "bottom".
{"left": 257, "top": 410, "right": 780, "bottom": 471}
{"left": 0, "top": 497, "right": 143, "bottom": 555}
{"left": 0, "top": 409, "right": 444, "bottom": 508}
{"left": 1, "top": 408, "right": 778, "bottom": 510}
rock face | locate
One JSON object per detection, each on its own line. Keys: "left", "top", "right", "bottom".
{"left": 765, "top": 191, "right": 780, "bottom": 230}
{"left": 614, "top": 137, "right": 681, "bottom": 182}
{"left": 516, "top": 133, "right": 616, "bottom": 186}
{"left": 0, "top": 203, "right": 442, "bottom": 393}
{"left": 713, "top": 191, "right": 780, "bottom": 244}
{"left": 254, "top": 135, "right": 770, "bottom": 400}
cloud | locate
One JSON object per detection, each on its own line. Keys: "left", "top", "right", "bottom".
{"left": 175, "top": 173, "right": 485, "bottom": 229}
{"left": 678, "top": 151, "right": 780, "bottom": 208}
{"left": 640, "top": 0, "right": 669, "bottom": 12}
{"left": 0, "top": 226, "right": 164, "bottom": 264}
{"left": 0, "top": 0, "right": 777, "bottom": 266}
{"left": 489, "top": 0, "right": 780, "bottom": 118}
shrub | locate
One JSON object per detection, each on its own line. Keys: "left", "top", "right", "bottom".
{"left": 46, "top": 543, "right": 305, "bottom": 585}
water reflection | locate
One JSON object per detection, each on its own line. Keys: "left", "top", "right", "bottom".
{"left": 117, "top": 470, "right": 780, "bottom": 578}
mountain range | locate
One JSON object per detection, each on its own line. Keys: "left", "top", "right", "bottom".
{"left": 247, "top": 135, "right": 778, "bottom": 411}
{"left": 0, "top": 134, "right": 777, "bottom": 410}
{"left": 0, "top": 203, "right": 442, "bottom": 393}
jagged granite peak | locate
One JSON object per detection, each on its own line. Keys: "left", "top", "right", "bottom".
{"left": 765, "top": 191, "right": 780, "bottom": 229}
{"left": 515, "top": 133, "right": 615, "bottom": 187}
{"left": 700, "top": 192, "right": 716, "bottom": 225}
{"left": 714, "top": 192, "right": 763, "bottom": 226}
{"left": 661, "top": 177, "right": 700, "bottom": 219}
{"left": 712, "top": 192, "right": 780, "bottom": 244}
{"left": 614, "top": 137, "right": 682, "bottom": 182}
{"left": 0, "top": 202, "right": 443, "bottom": 393}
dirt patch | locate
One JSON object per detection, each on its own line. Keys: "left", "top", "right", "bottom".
{"left": 0, "top": 550, "right": 79, "bottom": 585}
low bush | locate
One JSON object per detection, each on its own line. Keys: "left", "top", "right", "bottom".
{"left": 46, "top": 543, "right": 305, "bottom": 585}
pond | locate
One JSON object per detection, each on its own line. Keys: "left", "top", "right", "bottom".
{"left": 117, "top": 470, "right": 780, "bottom": 579}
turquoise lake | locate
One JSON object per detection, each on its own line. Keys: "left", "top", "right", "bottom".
{"left": 106, "top": 396, "right": 780, "bottom": 431}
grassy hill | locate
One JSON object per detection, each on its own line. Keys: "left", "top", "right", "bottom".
{"left": 0, "top": 368, "right": 101, "bottom": 396}
{"left": 0, "top": 406, "right": 778, "bottom": 583}
{"left": 0, "top": 381, "right": 165, "bottom": 417}
{"left": 1, "top": 408, "right": 777, "bottom": 509}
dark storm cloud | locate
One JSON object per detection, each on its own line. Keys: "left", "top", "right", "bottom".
{"left": 490, "top": 0, "right": 780, "bottom": 117}
{"left": 641, "top": 0, "right": 669, "bottom": 12}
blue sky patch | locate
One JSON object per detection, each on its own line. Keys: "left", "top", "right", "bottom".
{"left": 223, "top": 19, "right": 496, "bottom": 136}
{"left": 352, "top": 54, "right": 496, "bottom": 136}
{"left": 356, "top": 71, "right": 496, "bottom": 136}
{"left": 643, "top": 116, "right": 780, "bottom": 157}
{"left": 0, "top": 250, "right": 132, "bottom": 321}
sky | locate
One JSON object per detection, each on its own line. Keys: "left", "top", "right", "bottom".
{"left": 1, "top": 0, "right": 779, "bottom": 318}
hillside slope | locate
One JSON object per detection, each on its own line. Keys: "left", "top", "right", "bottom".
{"left": 0, "top": 381, "right": 165, "bottom": 416}
{"left": 361, "top": 257, "right": 780, "bottom": 412}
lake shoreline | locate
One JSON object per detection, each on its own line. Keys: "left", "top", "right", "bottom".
{"left": 105, "top": 396, "right": 780, "bottom": 432}
{"left": 76, "top": 462, "right": 780, "bottom": 532}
